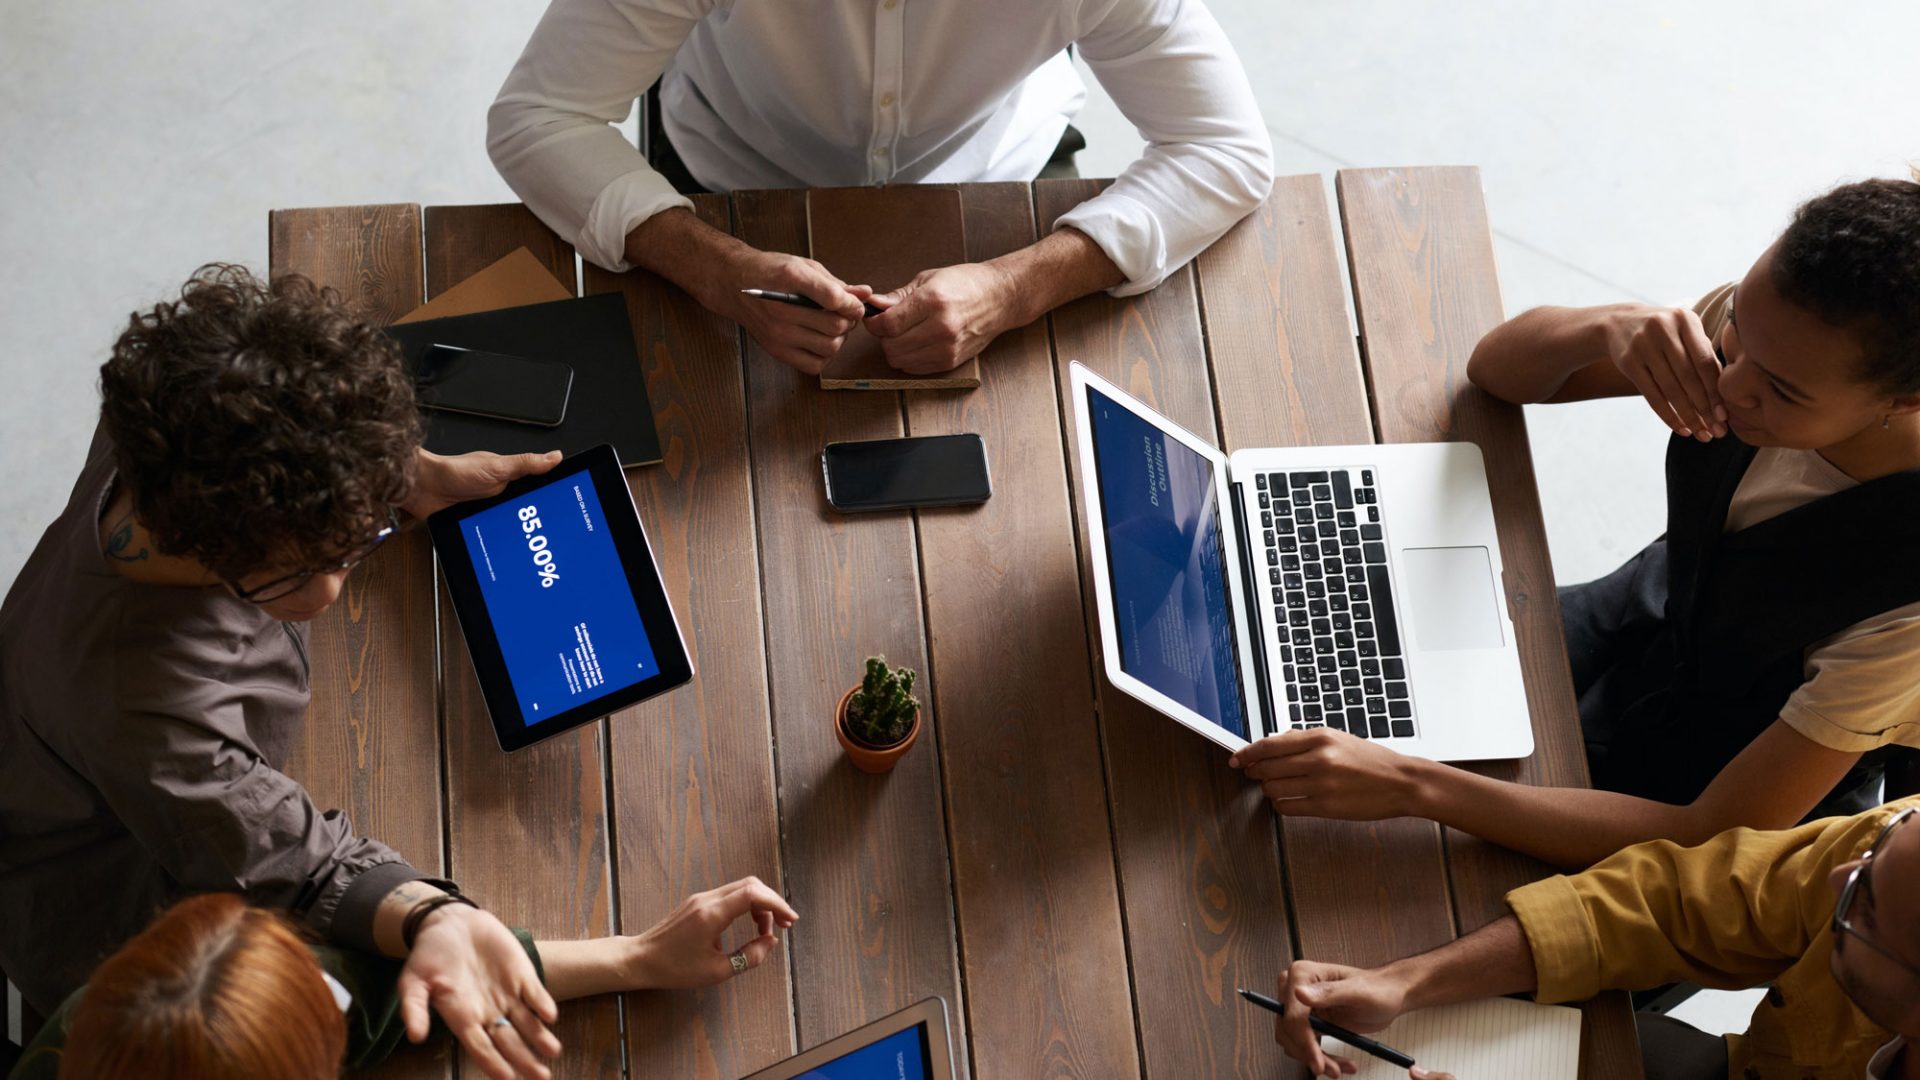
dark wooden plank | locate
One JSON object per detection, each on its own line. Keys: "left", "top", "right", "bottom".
{"left": 583, "top": 194, "right": 797, "bottom": 1079}
{"left": 424, "top": 204, "right": 623, "bottom": 1078}
{"left": 731, "top": 188, "right": 968, "bottom": 1070}
{"left": 425, "top": 206, "right": 577, "bottom": 298}
{"left": 904, "top": 182, "right": 1139, "bottom": 1079}
{"left": 1335, "top": 166, "right": 1641, "bottom": 1079}
{"left": 1193, "top": 175, "right": 1458, "bottom": 982}
{"left": 269, "top": 204, "right": 451, "bottom": 1080}
{"left": 1037, "top": 178, "right": 1295, "bottom": 1080}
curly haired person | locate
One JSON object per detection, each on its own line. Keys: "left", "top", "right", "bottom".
{"left": 0, "top": 267, "right": 791, "bottom": 1079}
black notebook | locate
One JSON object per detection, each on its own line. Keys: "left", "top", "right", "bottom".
{"left": 385, "top": 293, "right": 661, "bottom": 466}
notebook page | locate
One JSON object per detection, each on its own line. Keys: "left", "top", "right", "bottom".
{"left": 1323, "top": 998, "right": 1581, "bottom": 1078}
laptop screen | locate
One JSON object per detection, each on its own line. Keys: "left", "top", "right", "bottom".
{"left": 1084, "top": 385, "right": 1247, "bottom": 740}
{"left": 794, "top": 1022, "right": 932, "bottom": 1079}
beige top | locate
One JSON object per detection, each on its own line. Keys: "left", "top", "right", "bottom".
{"left": 1693, "top": 286, "right": 1920, "bottom": 753}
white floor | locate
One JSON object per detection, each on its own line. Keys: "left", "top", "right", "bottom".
{"left": 5, "top": 0, "right": 1915, "bottom": 1052}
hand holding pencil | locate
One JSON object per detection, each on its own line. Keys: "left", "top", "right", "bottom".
{"left": 1243, "top": 963, "right": 1451, "bottom": 1079}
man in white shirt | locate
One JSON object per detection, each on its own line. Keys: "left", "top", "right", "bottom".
{"left": 488, "top": 0, "right": 1273, "bottom": 376}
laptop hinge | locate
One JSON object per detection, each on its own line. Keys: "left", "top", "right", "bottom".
{"left": 1228, "top": 479, "right": 1276, "bottom": 741}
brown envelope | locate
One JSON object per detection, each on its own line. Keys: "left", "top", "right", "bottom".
{"left": 393, "top": 247, "right": 572, "bottom": 323}
{"left": 807, "top": 186, "right": 982, "bottom": 391}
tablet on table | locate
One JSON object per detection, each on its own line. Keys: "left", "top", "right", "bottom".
{"left": 430, "top": 444, "right": 693, "bottom": 752}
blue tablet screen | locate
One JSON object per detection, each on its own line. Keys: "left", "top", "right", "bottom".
{"left": 1085, "top": 386, "right": 1247, "bottom": 740}
{"left": 458, "top": 472, "right": 657, "bottom": 724}
{"left": 795, "top": 1024, "right": 930, "bottom": 1079}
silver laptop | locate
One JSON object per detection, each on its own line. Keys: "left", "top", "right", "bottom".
{"left": 1068, "top": 363, "right": 1532, "bottom": 762}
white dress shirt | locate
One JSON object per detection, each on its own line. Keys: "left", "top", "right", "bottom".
{"left": 488, "top": 0, "right": 1274, "bottom": 296}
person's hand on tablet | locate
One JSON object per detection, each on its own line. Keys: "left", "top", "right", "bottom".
{"left": 404, "top": 449, "right": 563, "bottom": 520}
{"left": 626, "top": 877, "right": 799, "bottom": 989}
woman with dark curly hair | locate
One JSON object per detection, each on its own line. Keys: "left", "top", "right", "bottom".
{"left": 1227, "top": 176, "right": 1920, "bottom": 1078}
{"left": 1231, "top": 178, "right": 1920, "bottom": 850}
{"left": 0, "top": 266, "right": 594, "bottom": 1079}
{"left": 1226, "top": 177, "right": 1920, "bottom": 848}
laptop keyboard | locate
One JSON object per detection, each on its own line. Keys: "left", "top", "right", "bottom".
{"left": 1255, "top": 469, "right": 1416, "bottom": 739}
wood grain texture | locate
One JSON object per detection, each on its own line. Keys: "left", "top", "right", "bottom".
{"left": 1334, "top": 167, "right": 1641, "bottom": 1079}
{"left": 732, "top": 188, "right": 967, "bottom": 1069}
{"left": 269, "top": 204, "right": 449, "bottom": 1080}
{"left": 1038, "top": 177, "right": 1293, "bottom": 1080}
{"left": 1193, "top": 176, "right": 1457, "bottom": 979}
{"left": 904, "top": 182, "right": 1139, "bottom": 1079}
{"left": 424, "top": 204, "right": 623, "bottom": 1078}
{"left": 583, "top": 193, "right": 798, "bottom": 1079}
{"left": 425, "top": 205, "right": 577, "bottom": 298}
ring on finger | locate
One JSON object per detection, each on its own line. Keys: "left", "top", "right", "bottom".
{"left": 490, "top": 1015, "right": 512, "bottom": 1029}
{"left": 729, "top": 948, "right": 749, "bottom": 974}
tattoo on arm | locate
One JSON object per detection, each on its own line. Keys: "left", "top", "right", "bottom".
{"left": 389, "top": 882, "right": 434, "bottom": 907}
{"left": 105, "top": 514, "right": 149, "bottom": 563}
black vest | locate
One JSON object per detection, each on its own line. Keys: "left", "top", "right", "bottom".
{"left": 1571, "top": 433, "right": 1920, "bottom": 810}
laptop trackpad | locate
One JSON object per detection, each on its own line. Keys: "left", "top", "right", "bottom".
{"left": 1400, "top": 546, "right": 1504, "bottom": 652}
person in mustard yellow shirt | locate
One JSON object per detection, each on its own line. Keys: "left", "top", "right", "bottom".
{"left": 1265, "top": 798, "right": 1920, "bottom": 1080}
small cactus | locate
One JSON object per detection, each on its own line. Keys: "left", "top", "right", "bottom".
{"left": 844, "top": 656, "right": 919, "bottom": 748}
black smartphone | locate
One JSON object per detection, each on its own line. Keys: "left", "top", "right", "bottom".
{"left": 415, "top": 344, "right": 574, "bottom": 428}
{"left": 821, "top": 434, "right": 992, "bottom": 512}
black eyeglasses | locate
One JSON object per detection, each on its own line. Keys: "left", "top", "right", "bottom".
{"left": 1832, "top": 806, "right": 1920, "bottom": 979}
{"left": 230, "top": 509, "right": 400, "bottom": 604}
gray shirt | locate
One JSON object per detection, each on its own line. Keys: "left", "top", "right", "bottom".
{"left": 0, "top": 426, "right": 423, "bottom": 1014}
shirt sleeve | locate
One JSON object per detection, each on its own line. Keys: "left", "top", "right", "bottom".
{"left": 1060, "top": 0, "right": 1275, "bottom": 296}
{"left": 487, "top": 0, "right": 716, "bottom": 271}
{"left": 1778, "top": 605, "right": 1920, "bottom": 752}
{"left": 1693, "top": 282, "right": 1735, "bottom": 339}
{"left": 76, "top": 633, "right": 425, "bottom": 955}
{"left": 1505, "top": 808, "right": 1892, "bottom": 1003}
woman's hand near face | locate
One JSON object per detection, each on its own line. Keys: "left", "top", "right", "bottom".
{"left": 1602, "top": 305, "right": 1727, "bottom": 440}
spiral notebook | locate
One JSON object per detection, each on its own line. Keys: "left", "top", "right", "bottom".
{"left": 1322, "top": 998, "right": 1582, "bottom": 1078}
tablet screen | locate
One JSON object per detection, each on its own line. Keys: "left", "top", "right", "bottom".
{"left": 456, "top": 471, "right": 658, "bottom": 723}
{"left": 794, "top": 1023, "right": 930, "bottom": 1080}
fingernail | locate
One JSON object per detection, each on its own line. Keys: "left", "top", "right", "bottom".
{"left": 1676, "top": 427, "right": 1691, "bottom": 437}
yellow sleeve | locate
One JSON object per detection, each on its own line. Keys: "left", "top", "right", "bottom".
{"left": 1693, "top": 282, "right": 1735, "bottom": 340}
{"left": 1505, "top": 804, "right": 1909, "bottom": 1003}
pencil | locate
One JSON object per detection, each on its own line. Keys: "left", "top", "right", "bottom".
{"left": 1237, "top": 987, "right": 1416, "bottom": 1069}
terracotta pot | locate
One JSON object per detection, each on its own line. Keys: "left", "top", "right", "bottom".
{"left": 834, "top": 686, "right": 921, "bottom": 774}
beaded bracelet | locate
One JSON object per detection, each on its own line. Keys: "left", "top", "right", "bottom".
{"left": 401, "top": 891, "right": 480, "bottom": 951}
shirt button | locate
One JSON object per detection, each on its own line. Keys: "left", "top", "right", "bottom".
{"left": 883, "top": 0, "right": 898, "bottom": 8}
{"left": 880, "top": 92, "right": 896, "bottom": 107}
{"left": 874, "top": 147, "right": 889, "bottom": 158}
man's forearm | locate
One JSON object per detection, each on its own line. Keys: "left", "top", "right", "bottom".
{"left": 622, "top": 207, "right": 754, "bottom": 310}
{"left": 987, "top": 226, "right": 1125, "bottom": 328}
{"left": 1386, "top": 915, "right": 1538, "bottom": 1011}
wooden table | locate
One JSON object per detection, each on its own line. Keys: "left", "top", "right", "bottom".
{"left": 270, "top": 168, "right": 1641, "bottom": 1080}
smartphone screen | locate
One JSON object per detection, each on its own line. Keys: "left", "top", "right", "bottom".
{"left": 416, "top": 344, "right": 574, "bottom": 428}
{"left": 822, "top": 434, "right": 992, "bottom": 512}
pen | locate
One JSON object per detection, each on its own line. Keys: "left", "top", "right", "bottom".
{"left": 741, "top": 288, "right": 884, "bottom": 319}
{"left": 1237, "top": 987, "right": 1416, "bottom": 1069}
